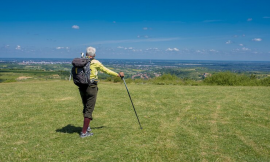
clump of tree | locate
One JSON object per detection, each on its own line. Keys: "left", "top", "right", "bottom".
{"left": 103, "top": 72, "right": 270, "bottom": 86}
{"left": 107, "top": 74, "right": 199, "bottom": 86}
{"left": 151, "top": 74, "right": 180, "bottom": 85}
{"left": 149, "top": 74, "right": 200, "bottom": 86}
{"left": 105, "top": 76, "right": 124, "bottom": 83}
{"left": 203, "top": 72, "right": 270, "bottom": 86}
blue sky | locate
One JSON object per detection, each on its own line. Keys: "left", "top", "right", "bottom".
{"left": 1, "top": 0, "right": 270, "bottom": 60}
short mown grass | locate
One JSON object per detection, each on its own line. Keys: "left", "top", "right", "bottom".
{"left": 0, "top": 81, "right": 269, "bottom": 161}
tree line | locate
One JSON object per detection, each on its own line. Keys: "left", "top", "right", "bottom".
{"left": 107, "top": 72, "right": 270, "bottom": 86}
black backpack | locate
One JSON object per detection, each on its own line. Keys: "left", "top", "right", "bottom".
{"left": 71, "top": 58, "right": 92, "bottom": 87}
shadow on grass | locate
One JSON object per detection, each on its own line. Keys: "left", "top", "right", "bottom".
{"left": 55, "top": 124, "right": 106, "bottom": 134}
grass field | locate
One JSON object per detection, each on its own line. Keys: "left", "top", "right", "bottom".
{"left": 0, "top": 69, "right": 68, "bottom": 83}
{"left": 0, "top": 81, "right": 269, "bottom": 161}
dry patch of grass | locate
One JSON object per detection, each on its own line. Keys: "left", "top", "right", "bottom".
{"left": 17, "top": 76, "right": 32, "bottom": 80}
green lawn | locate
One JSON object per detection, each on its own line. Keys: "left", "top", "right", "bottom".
{"left": 0, "top": 81, "right": 269, "bottom": 161}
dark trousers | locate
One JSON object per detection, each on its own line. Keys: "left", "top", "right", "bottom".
{"left": 79, "top": 84, "right": 98, "bottom": 119}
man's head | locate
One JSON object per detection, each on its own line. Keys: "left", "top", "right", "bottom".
{"left": 86, "top": 47, "right": 96, "bottom": 57}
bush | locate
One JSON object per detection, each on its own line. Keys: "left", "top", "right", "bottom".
{"left": 260, "top": 77, "right": 270, "bottom": 86}
{"left": 203, "top": 72, "right": 262, "bottom": 86}
{"left": 101, "top": 72, "right": 270, "bottom": 86}
{"left": 113, "top": 76, "right": 122, "bottom": 83}
{"left": 124, "top": 78, "right": 133, "bottom": 84}
{"left": 134, "top": 78, "right": 148, "bottom": 84}
{"left": 183, "top": 79, "right": 199, "bottom": 86}
{"left": 151, "top": 74, "right": 181, "bottom": 85}
{"left": 106, "top": 77, "right": 112, "bottom": 82}
{"left": 2, "top": 79, "right": 17, "bottom": 83}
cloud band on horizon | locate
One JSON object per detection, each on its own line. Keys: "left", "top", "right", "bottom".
{"left": 85, "top": 37, "right": 181, "bottom": 45}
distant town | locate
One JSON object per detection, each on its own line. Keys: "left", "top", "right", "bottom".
{"left": 1, "top": 58, "right": 270, "bottom": 81}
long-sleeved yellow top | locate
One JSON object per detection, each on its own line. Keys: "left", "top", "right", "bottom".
{"left": 90, "top": 59, "right": 118, "bottom": 80}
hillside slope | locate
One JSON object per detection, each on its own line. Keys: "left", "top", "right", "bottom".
{"left": 0, "top": 81, "right": 269, "bottom": 161}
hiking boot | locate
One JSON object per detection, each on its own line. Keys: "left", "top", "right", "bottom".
{"left": 80, "top": 132, "right": 93, "bottom": 138}
{"left": 87, "top": 127, "right": 91, "bottom": 132}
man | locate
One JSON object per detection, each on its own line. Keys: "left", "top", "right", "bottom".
{"left": 79, "top": 46, "right": 124, "bottom": 138}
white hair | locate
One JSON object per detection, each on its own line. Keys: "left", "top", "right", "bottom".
{"left": 86, "top": 47, "right": 96, "bottom": 56}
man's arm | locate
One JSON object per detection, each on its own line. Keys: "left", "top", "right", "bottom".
{"left": 97, "top": 61, "right": 124, "bottom": 78}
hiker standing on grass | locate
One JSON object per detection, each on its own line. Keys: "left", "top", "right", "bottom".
{"left": 79, "top": 46, "right": 124, "bottom": 138}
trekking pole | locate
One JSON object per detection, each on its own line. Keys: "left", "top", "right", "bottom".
{"left": 122, "top": 77, "right": 143, "bottom": 129}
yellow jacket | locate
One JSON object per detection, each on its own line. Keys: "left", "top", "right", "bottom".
{"left": 90, "top": 59, "right": 118, "bottom": 80}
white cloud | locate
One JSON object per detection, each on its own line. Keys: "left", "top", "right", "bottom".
{"left": 173, "top": 48, "right": 180, "bottom": 51}
{"left": 166, "top": 48, "right": 179, "bottom": 51}
{"left": 226, "top": 40, "right": 232, "bottom": 44}
{"left": 89, "top": 37, "right": 180, "bottom": 44}
{"left": 143, "top": 27, "right": 148, "bottom": 30}
{"left": 72, "top": 25, "right": 80, "bottom": 29}
{"left": 131, "top": 49, "right": 142, "bottom": 52}
{"left": 118, "top": 46, "right": 144, "bottom": 51}
{"left": 233, "top": 47, "right": 252, "bottom": 52}
{"left": 123, "top": 47, "right": 133, "bottom": 50}
{"left": 242, "top": 47, "right": 250, "bottom": 51}
{"left": 15, "top": 45, "right": 21, "bottom": 50}
{"left": 252, "top": 38, "right": 262, "bottom": 42}
{"left": 56, "top": 46, "right": 69, "bottom": 49}
{"left": 247, "top": 18, "right": 252, "bottom": 21}
{"left": 146, "top": 48, "right": 159, "bottom": 51}
{"left": 113, "top": 21, "right": 116, "bottom": 23}
{"left": 263, "top": 16, "right": 270, "bottom": 19}
{"left": 209, "top": 49, "right": 218, "bottom": 52}
{"left": 239, "top": 44, "right": 244, "bottom": 46}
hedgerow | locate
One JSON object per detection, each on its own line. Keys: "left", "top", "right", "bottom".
{"left": 108, "top": 72, "right": 270, "bottom": 86}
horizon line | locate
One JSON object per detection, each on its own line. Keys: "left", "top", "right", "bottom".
{"left": 1, "top": 57, "right": 270, "bottom": 62}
